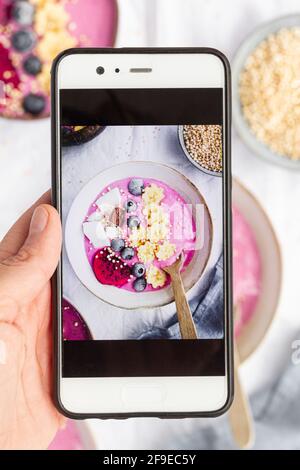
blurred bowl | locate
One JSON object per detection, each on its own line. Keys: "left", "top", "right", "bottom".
{"left": 63, "top": 297, "right": 94, "bottom": 340}
{"left": 233, "top": 179, "right": 282, "bottom": 362}
{"left": 178, "top": 125, "right": 222, "bottom": 177}
{"left": 61, "top": 125, "right": 106, "bottom": 147}
{"left": 232, "top": 14, "right": 300, "bottom": 170}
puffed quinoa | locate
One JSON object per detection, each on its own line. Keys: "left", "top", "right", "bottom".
{"left": 239, "top": 27, "right": 300, "bottom": 160}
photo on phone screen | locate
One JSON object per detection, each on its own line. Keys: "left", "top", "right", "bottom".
{"left": 59, "top": 85, "right": 228, "bottom": 381}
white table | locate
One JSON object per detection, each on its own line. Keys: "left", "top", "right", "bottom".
{"left": 0, "top": 0, "right": 299, "bottom": 449}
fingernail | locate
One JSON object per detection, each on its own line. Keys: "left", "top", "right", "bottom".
{"left": 29, "top": 207, "right": 49, "bottom": 234}
{"left": 0, "top": 340, "right": 7, "bottom": 365}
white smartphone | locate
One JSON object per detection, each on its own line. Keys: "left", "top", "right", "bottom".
{"left": 52, "top": 48, "right": 233, "bottom": 418}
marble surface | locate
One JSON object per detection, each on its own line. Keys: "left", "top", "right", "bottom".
{"left": 0, "top": 0, "right": 300, "bottom": 449}
{"left": 62, "top": 125, "right": 222, "bottom": 340}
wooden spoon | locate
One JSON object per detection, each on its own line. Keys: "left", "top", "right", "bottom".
{"left": 163, "top": 253, "right": 197, "bottom": 339}
{"left": 228, "top": 306, "right": 255, "bottom": 449}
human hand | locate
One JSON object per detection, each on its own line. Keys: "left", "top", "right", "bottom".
{"left": 0, "top": 193, "right": 64, "bottom": 449}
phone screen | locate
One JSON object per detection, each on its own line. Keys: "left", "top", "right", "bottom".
{"left": 60, "top": 87, "right": 228, "bottom": 378}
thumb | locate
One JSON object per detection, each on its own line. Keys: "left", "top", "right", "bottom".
{"left": 0, "top": 205, "right": 61, "bottom": 320}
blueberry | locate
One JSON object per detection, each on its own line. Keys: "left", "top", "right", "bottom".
{"left": 11, "top": 30, "right": 35, "bottom": 52}
{"left": 22, "top": 93, "right": 45, "bottom": 115}
{"left": 128, "top": 178, "right": 144, "bottom": 196}
{"left": 127, "top": 215, "right": 140, "bottom": 229}
{"left": 120, "top": 247, "right": 135, "bottom": 260}
{"left": 110, "top": 238, "right": 125, "bottom": 252}
{"left": 12, "top": 1, "right": 35, "bottom": 26}
{"left": 125, "top": 199, "right": 137, "bottom": 213}
{"left": 133, "top": 277, "right": 147, "bottom": 292}
{"left": 23, "top": 55, "right": 42, "bottom": 76}
{"left": 132, "top": 263, "right": 146, "bottom": 278}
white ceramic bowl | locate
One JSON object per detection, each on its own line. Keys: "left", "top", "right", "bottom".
{"left": 232, "top": 14, "right": 300, "bottom": 170}
{"left": 65, "top": 161, "right": 213, "bottom": 309}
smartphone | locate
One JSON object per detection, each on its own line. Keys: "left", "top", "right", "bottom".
{"left": 52, "top": 48, "right": 233, "bottom": 418}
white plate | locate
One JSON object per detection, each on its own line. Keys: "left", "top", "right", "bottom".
{"left": 65, "top": 161, "right": 213, "bottom": 309}
{"left": 233, "top": 179, "right": 282, "bottom": 361}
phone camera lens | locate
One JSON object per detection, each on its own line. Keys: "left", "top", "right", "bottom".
{"left": 115, "top": 68, "right": 120, "bottom": 73}
{"left": 96, "top": 66, "right": 105, "bottom": 75}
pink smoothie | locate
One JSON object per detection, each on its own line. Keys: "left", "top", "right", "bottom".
{"left": 233, "top": 206, "right": 262, "bottom": 337}
{"left": 84, "top": 177, "right": 196, "bottom": 292}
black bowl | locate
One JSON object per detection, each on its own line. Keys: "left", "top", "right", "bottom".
{"left": 61, "top": 125, "right": 106, "bottom": 146}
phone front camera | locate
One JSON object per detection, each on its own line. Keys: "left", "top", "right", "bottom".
{"left": 96, "top": 66, "right": 105, "bottom": 75}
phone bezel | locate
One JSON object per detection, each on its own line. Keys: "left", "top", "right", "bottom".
{"left": 51, "top": 47, "right": 233, "bottom": 419}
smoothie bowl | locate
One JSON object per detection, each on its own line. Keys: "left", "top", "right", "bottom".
{"left": 65, "top": 162, "right": 213, "bottom": 309}
{"left": 232, "top": 179, "right": 282, "bottom": 361}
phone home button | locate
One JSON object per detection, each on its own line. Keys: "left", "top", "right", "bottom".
{"left": 121, "top": 384, "right": 165, "bottom": 410}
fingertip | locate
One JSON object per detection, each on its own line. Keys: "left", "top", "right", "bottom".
{"left": 43, "top": 205, "right": 62, "bottom": 261}
{"left": 39, "top": 204, "right": 62, "bottom": 244}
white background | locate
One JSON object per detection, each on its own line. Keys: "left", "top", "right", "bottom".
{"left": 0, "top": 0, "right": 300, "bottom": 449}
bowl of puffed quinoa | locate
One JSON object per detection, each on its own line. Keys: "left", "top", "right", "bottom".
{"left": 232, "top": 14, "right": 300, "bottom": 170}
{"left": 178, "top": 125, "right": 223, "bottom": 176}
